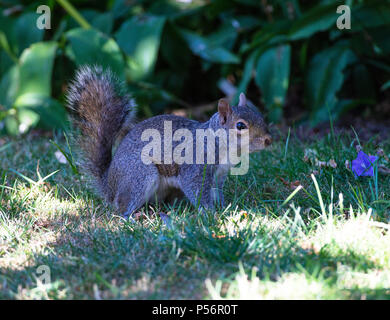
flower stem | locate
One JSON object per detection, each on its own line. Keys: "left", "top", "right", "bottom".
{"left": 55, "top": 0, "right": 91, "bottom": 29}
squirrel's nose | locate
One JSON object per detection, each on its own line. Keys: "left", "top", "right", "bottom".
{"left": 264, "top": 135, "right": 272, "bottom": 147}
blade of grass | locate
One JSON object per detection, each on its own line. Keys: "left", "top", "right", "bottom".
{"left": 284, "top": 127, "right": 291, "bottom": 161}
{"left": 311, "top": 174, "right": 326, "bottom": 217}
{"left": 50, "top": 140, "right": 79, "bottom": 174}
{"left": 281, "top": 185, "right": 303, "bottom": 207}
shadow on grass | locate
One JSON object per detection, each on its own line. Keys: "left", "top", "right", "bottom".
{"left": 0, "top": 212, "right": 384, "bottom": 300}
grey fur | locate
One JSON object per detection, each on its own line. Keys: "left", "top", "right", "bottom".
{"left": 67, "top": 66, "right": 272, "bottom": 218}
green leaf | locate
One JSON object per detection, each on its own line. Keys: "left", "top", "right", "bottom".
{"left": 289, "top": 2, "right": 341, "bottom": 41}
{"left": 115, "top": 16, "right": 165, "bottom": 81}
{"left": 0, "top": 64, "right": 19, "bottom": 108}
{"left": 0, "top": 16, "right": 18, "bottom": 64}
{"left": 56, "top": 0, "right": 91, "bottom": 29}
{"left": 0, "top": 42, "right": 16, "bottom": 73}
{"left": 0, "top": 15, "right": 13, "bottom": 43}
{"left": 3, "top": 108, "right": 40, "bottom": 136}
{"left": 16, "top": 42, "right": 58, "bottom": 100}
{"left": 92, "top": 12, "right": 114, "bottom": 34}
{"left": 306, "top": 42, "right": 357, "bottom": 125}
{"left": 333, "top": 99, "right": 370, "bottom": 119}
{"left": 65, "top": 28, "right": 126, "bottom": 80}
{"left": 52, "top": 19, "right": 68, "bottom": 42}
{"left": 148, "top": 0, "right": 203, "bottom": 19}
{"left": 14, "top": 94, "right": 67, "bottom": 130}
{"left": 367, "top": 27, "right": 390, "bottom": 55}
{"left": 178, "top": 29, "right": 240, "bottom": 64}
{"left": 17, "top": 108, "right": 40, "bottom": 133}
{"left": 4, "top": 113, "right": 19, "bottom": 136}
{"left": 111, "top": 0, "right": 134, "bottom": 19}
{"left": 352, "top": 2, "right": 390, "bottom": 30}
{"left": 231, "top": 15, "right": 262, "bottom": 31}
{"left": 160, "top": 23, "right": 192, "bottom": 72}
{"left": 244, "top": 21, "right": 290, "bottom": 54}
{"left": 381, "top": 80, "right": 390, "bottom": 91}
{"left": 206, "top": 21, "right": 238, "bottom": 51}
{"left": 1, "top": 42, "right": 65, "bottom": 134}
{"left": 12, "top": 12, "right": 45, "bottom": 56}
{"left": 255, "top": 44, "right": 291, "bottom": 122}
{"left": 233, "top": 49, "right": 261, "bottom": 105}
{"left": 352, "top": 64, "right": 376, "bottom": 101}
{"left": 67, "top": 9, "right": 114, "bottom": 33}
{"left": 66, "top": 9, "right": 99, "bottom": 29}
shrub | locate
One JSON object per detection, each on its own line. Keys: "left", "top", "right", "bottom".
{"left": 0, "top": 0, "right": 389, "bottom": 135}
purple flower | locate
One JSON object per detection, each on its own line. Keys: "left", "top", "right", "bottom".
{"left": 351, "top": 151, "right": 378, "bottom": 177}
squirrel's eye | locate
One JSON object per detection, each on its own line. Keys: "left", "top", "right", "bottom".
{"left": 236, "top": 122, "right": 247, "bottom": 130}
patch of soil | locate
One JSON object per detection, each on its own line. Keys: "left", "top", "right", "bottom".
{"left": 273, "top": 116, "right": 390, "bottom": 144}
{"left": 274, "top": 84, "right": 390, "bottom": 143}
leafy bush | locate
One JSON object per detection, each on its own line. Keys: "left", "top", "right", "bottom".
{"left": 0, "top": 0, "right": 389, "bottom": 135}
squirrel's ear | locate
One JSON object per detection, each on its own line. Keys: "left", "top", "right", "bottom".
{"left": 218, "top": 98, "right": 232, "bottom": 125}
{"left": 238, "top": 93, "right": 247, "bottom": 107}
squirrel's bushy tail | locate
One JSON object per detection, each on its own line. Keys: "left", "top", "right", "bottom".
{"left": 66, "top": 65, "right": 135, "bottom": 196}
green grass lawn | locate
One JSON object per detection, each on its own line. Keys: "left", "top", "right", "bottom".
{"left": 0, "top": 129, "right": 390, "bottom": 299}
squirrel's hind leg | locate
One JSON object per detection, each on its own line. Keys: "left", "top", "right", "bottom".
{"left": 115, "top": 166, "right": 160, "bottom": 219}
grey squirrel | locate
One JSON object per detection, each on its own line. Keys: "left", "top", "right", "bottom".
{"left": 67, "top": 65, "right": 272, "bottom": 218}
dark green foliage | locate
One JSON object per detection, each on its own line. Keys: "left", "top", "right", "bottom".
{"left": 0, "top": 0, "right": 389, "bottom": 135}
